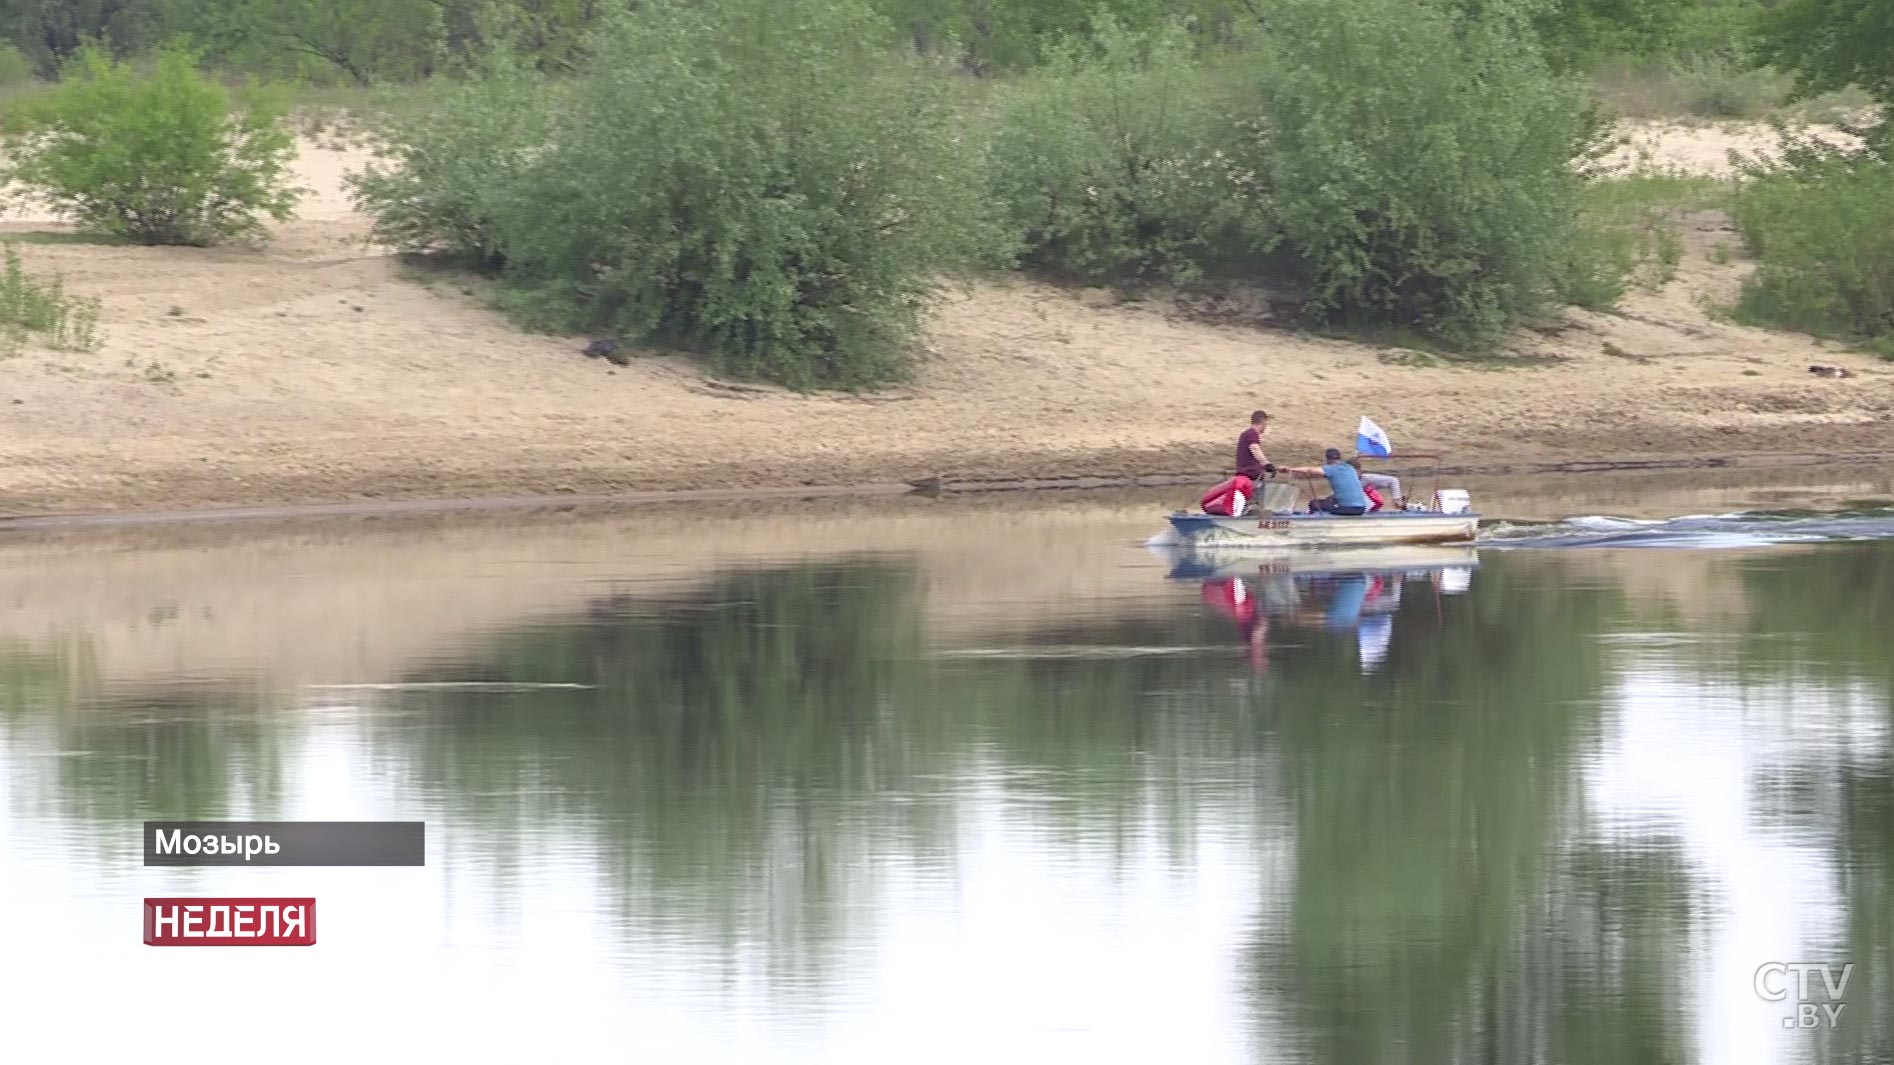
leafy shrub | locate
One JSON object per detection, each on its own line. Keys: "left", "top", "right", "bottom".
{"left": 350, "top": 51, "right": 558, "bottom": 268}
{"left": 1674, "top": 54, "right": 1785, "bottom": 119}
{"left": 875, "top": 0, "right": 1239, "bottom": 73}
{"left": 1241, "top": 0, "right": 1601, "bottom": 345}
{"left": 987, "top": 16, "right": 1273, "bottom": 287}
{"left": 0, "top": 43, "right": 35, "bottom": 88}
{"left": 1732, "top": 134, "right": 1894, "bottom": 354}
{"left": 0, "top": 243, "right": 103, "bottom": 357}
{"left": 0, "top": 46, "right": 299, "bottom": 246}
{"left": 356, "top": 0, "right": 994, "bottom": 389}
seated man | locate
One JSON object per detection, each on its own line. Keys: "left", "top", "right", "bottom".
{"left": 1282, "top": 448, "right": 1372, "bottom": 515}
{"left": 1349, "top": 458, "right": 1404, "bottom": 511}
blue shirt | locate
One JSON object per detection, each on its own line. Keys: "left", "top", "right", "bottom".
{"left": 1322, "top": 462, "right": 1369, "bottom": 510}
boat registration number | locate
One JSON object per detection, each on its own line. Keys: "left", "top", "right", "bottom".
{"left": 1259, "top": 520, "right": 1292, "bottom": 531}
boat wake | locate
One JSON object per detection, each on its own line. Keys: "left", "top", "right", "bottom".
{"left": 303, "top": 682, "right": 596, "bottom": 692}
{"left": 1480, "top": 505, "right": 1894, "bottom": 549}
{"left": 937, "top": 645, "right": 1239, "bottom": 661}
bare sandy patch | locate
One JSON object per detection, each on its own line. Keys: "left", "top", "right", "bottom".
{"left": 1599, "top": 118, "right": 1864, "bottom": 177}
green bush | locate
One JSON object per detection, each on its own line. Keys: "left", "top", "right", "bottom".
{"left": 874, "top": 0, "right": 1242, "bottom": 73}
{"left": 0, "top": 46, "right": 299, "bottom": 246}
{"left": 356, "top": 0, "right": 994, "bottom": 389}
{"left": 0, "top": 43, "right": 36, "bottom": 88}
{"left": 0, "top": 243, "right": 104, "bottom": 357}
{"left": 1732, "top": 135, "right": 1894, "bottom": 354}
{"left": 1241, "top": 0, "right": 1602, "bottom": 345}
{"left": 987, "top": 16, "right": 1273, "bottom": 287}
{"left": 349, "top": 51, "right": 557, "bottom": 268}
{"left": 1673, "top": 54, "right": 1786, "bottom": 118}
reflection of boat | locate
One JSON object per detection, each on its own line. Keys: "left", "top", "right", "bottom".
{"left": 1154, "top": 543, "right": 1481, "bottom": 583}
{"left": 1179, "top": 544, "right": 1479, "bottom": 676}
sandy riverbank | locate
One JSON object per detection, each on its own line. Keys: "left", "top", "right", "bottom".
{"left": 0, "top": 122, "right": 1890, "bottom": 515}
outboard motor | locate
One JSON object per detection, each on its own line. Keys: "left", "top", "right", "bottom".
{"left": 1432, "top": 489, "right": 1472, "bottom": 515}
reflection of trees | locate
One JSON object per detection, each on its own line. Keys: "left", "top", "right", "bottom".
{"left": 384, "top": 560, "right": 1294, "bottom": 989}
{"left": 1733, "top": 544, "right": 1894, "bottom": 693}
{"left": 0, "top": 642, "right": 289, "bottom": 831}
{"left": 925, "top": 610, "right": 1284, "bottom": 863}
{"left": 1244, "top": 557, "right": 1706, "bottom": 1064}
{"left": 1546, "top": 841, "right": 1699, "bottom": 1065}
{"left": 389, "top": 550, "right": 1713, "bottom": 1058}
{"left": 383, "top": 560, "right": 942, "bottom": 986}
{"left": 52, "top": 687, "right": 291, "bottom": 825}
{"left": 1817, "top": 757, "right": 1894, "bottom": 1065}
{"left": 1725, "top": 546, "right": 1894, "bottom": 1065}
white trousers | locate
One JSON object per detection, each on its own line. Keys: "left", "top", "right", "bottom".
{"left": 1360, "top": 472, "right": 1403, "bottom": 501}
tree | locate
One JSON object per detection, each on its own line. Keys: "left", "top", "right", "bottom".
{"left": 987, "top": 15, "right": 1272, "bottom": 285}
{"left": 1242, "top": 0, "right": 1601, "bottom": 344}
{"left": 208, "top": 0, "right": 446, "bottom": 84}
{"left": 0, "top": 45, "right": 299, "bottom": 245}
{"left": 0, "top": 0, "right": 161, "bottom": 76}
{"left": 1528, "top": 0, "right": 1697, "bottom": 68}
{"left": 873, "top": 0, "right": 1249, "bottom": 71}
{"left": 1753, "top": 0, "right": 1894, "bottom": 105}
{"left": 354, "top": 0, "right": 997, "bottom": 388}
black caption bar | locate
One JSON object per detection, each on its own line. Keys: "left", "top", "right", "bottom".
{"left": 144, "top": 821, "right": 425, "bottom": 866}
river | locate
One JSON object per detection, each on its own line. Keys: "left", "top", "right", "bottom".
{"left": 2, "top": 467, "right": 1891, "bottom": 1064}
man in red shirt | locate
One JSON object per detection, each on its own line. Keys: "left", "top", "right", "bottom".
{"left": 1235, "top": 410, "right": 1273, "bottom": 480}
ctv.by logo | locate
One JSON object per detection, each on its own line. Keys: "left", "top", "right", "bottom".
{"left": 1754, "top": 962, "right": 1852, "bottom": 1029}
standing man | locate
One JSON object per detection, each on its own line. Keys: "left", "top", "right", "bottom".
{"left": 1283, "top": 448, "right": 1371, "bottom": 515}
{"left": 1236, "top": 410, "right": 1274, "bottom": 481}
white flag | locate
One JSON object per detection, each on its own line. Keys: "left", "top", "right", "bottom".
{"left": 1357, "top": 417, "right": 1393, "bottom": 458}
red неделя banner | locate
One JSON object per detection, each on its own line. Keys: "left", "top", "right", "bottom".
{"left": 143, "top": 898, "right": 316, "bottom": 946}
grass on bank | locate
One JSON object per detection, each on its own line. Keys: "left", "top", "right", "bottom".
{"left": 1732, "top": 137, "right": 1894, "bottom": 356}
{"left": 0, "top": 243, "right": 104, "bottom": 357}
{"left": 1591, "top": 56, "right": 1876, "bottom": 123}
{"left": 0, "top": 230, "right": 136, "bottom": 246}
{"left": 1589, "top": 171, "right": 1727, "bottom": 277}
{"left": 1558, "top": 171, "right": 1728, "bottom": 310}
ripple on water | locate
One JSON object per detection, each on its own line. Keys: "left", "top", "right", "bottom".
{"left": 1480, "top": 506, "right": 1894, "bottom": 549}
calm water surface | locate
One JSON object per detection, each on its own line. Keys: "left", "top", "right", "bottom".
{"left": 2, "top": 472, "right": 1892, "bottom": 1064}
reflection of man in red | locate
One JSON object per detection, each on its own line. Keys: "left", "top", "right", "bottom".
{"left": 1202, "top": 577, "right": 1269, "bottom": 671}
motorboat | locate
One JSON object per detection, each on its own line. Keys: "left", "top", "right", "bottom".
{"left": 1165, "top": 484, "right": 1479, "bottom": 547}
